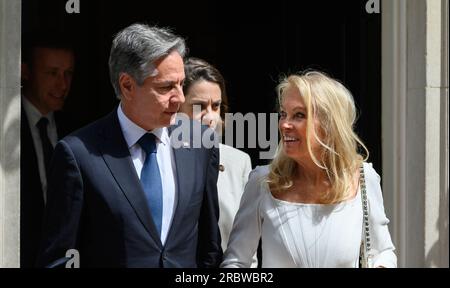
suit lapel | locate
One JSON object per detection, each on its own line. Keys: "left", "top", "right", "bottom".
{"left": 97, "top": 110, "right": 162, "bottom": 247}
{"left": 164, "top": 125, "right": 198, "bottom": 243}
{"left": 20, "top": 106, "right": 45, "bottom": 207}
{"left": 169, "top": 148, "right": 197, "bottom": 238}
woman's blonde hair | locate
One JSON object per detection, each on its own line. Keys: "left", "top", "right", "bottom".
{"left": 267, "top": 71, "right": 368, "bottom": 204}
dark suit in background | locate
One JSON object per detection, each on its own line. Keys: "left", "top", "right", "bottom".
{"left": 20, "top": 108, "right": 72, "bottom": 267}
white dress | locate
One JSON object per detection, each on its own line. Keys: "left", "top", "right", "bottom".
{"left": 221, "top": 163, "right": 397, "bottom": 268}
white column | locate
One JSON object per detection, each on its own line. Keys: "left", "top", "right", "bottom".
{"left": 382, "top": 0, "right": 449, "bottom": 267}
{"left": 437, "top": 0, "right": 448, "bottom": 268}
{"left": 0, "top": 0, "right": 21, "bottom": 268}
{"left": 381, "top": 0, "right": 408, "bottom": 267}
{"left": 424, "top": 0, "right": 449, "bottom": 268}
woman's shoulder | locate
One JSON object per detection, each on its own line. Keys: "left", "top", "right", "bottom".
{"left": 249, "top": 165, "right": 270, "bottom": 180}
{"left": 362, "top": 162, "right": 381, "bottom": 184}
{"left": 242, "top": 165, "right": 270, "bottom": 193}
{"left": 241, "top": 165, "right": 271, "bottom": 205}
{"left": 362, "top": 162, "right": 387, "bottom": 210}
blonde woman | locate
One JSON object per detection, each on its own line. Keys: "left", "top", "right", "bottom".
{"left": 221, "top": 71, "right": 397, "bottom": 268}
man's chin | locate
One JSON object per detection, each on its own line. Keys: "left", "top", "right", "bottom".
{"left": 50, "top": 97, "right": 66, "bottom": 109}
{"left": 168, "top": 113, "right": 178, "bottom": 125}
{"left": 50, "top": 103, "right": 65, "bottom": 112}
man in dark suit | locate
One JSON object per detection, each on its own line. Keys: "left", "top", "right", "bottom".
{"left": 20, "top": 33, "right": 75, "bottom": 267}
{"left": 36, "top": 23, "right": 222, "bottom": 267}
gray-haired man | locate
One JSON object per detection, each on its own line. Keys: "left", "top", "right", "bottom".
{"left": 37, "top": 23, "right": 222, "bottom": 267}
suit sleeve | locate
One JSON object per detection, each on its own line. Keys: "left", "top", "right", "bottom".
{"left": 197, "top": 145, "right": 223, "bottom": 267}
{"left": 36, "top": 139, "right": 84, "bottom": 267}
{"left": 241, "top": 154, "right": 259, "bottom": 268}
{"left": 221, "top": 167, "right": 264, "bottom": 268}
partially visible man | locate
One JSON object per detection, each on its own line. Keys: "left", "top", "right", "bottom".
{"left": 36, "top": 23, "right": 222, "bottom": 267}
{"left": 20, "top": 32, "right": 75, "bottom": 267}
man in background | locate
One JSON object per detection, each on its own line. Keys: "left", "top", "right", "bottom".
{"left": 20, "top": 31, "right": 75, "bottom": 267}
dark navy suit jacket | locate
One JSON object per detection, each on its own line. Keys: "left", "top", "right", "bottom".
{"left": 36, "top": 108, "right": 222, "bottom": 267}
{"left": 20, "top": 106, "right": 71, "bottom": 268}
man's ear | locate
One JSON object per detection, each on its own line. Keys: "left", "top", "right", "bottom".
{"left": 21, "top": 63, "right": 30, "bottom": 81}
{"left": 119, "top": 73, "right": 136, "bottom": 100}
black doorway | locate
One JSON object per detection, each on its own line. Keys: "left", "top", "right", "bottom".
{"left": 22, "top": 0, "right": 381, "bottom": 171}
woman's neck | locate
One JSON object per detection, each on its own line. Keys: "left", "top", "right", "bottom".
{"left": 272, "top": 159, "right": 330, "bottom": 204}
{"left": 295, "top": 159, "right": 329, "bottom": 187}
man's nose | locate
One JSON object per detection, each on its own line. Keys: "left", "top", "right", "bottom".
{"left": 175, "top": 85, "right": 185, "bottom": 103}
{"left": 56, "top": 73, "right": 69, "bottom": 91}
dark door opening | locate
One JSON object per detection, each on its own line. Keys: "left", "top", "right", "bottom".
{"left": 22, "top": 0, "right": 381, "bottom": 171}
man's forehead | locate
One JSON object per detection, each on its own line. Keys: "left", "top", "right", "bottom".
{"left": 32, "top": 47, "right": 74, "bottom": 67}
{"left": 150, "top": 70, "right": 185, "bottom": 82}
{"left": 33, "top": 47, "right": 73, "bottom": 57}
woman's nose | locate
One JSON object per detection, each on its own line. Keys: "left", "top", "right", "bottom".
{"left": 202, "top": 112, "right": 221, "bottom": 129}
{"left": 280, "top": 119, "right": 293, "bottom": 130}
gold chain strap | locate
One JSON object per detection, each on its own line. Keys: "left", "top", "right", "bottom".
{"left": 359, "top": 163, "right": 371, "bottom": 268}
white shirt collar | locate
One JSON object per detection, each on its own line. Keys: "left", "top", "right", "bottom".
{"left": 117, "top": 104, "right": 169, "bottom": 148}
{"left": 22, "top": 95, "right": 55, "bottom": 127}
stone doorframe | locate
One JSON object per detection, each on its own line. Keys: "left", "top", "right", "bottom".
{"left": 0, "top": 0, "right": 21, "bottom": 268}
{"left": 381, "top": 0, "right": 448, "bottom": 267}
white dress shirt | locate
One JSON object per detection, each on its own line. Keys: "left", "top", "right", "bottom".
{"left": 117, "top": 104, "right": 177, "bottom": 245}
{"left": 22, "top": 96, "right": 58, "bottom": 203}
{"left": 221, "top": 163, "right": 397, "bottom": 268}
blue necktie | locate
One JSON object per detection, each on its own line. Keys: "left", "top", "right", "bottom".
{"left": 138, "top": 133, "right": 163, "bottom": 236}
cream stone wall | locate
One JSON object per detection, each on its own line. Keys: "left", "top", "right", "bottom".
{"left": 0, "top": 0, "right": 21, "bottom": 268}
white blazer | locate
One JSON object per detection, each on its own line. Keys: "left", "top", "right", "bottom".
{"left": 217, "top": 144, "right": 258, "bottom": 267}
